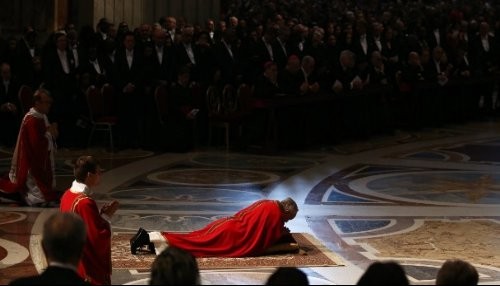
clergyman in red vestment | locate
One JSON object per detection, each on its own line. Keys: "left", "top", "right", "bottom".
{"left": 0, "top": 88, "right": 59, "bottom": 206}
{"left": 60, "top": 155, "right": 119, "bottom": 285}
{"left": 130, "top": 198, "right": 298, "bottom": 257}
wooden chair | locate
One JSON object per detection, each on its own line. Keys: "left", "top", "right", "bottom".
{"left": 17, "top": 85, "right": 33, "bottom": 116}
{"left": 154, "top": 84, "right": 168, "bottom": 126}
{"left": 101, "top": 83, "right": 116, "bottom": 116}
{"left": 86, "top": 85, "right": 118, "bottom": 152}
{"left": 206, "top": 84, "right": 253, "bottom": 151}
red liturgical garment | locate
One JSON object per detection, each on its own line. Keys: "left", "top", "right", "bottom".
{"left": 60, "top": 189, "right": 112, "bottom": 285}
{"left": 0, "top": 111, "right": 56, "bottom": 202}
{"left": 162, "top": 200, "right": 285, "bottom": 257}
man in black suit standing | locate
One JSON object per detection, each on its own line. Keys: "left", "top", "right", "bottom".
{"left": 0, "top": 63, "right": 20, "bottom": 147}
{"left": 150, "top": 28, "right": 175, "bottom": 86}
{"left": 14, "top": 27, "right": 41, "bottom": 87}
{"left": 9, "top": 212, "right": 90, "bottom": 285}
{"left": 43, "top": 32, "right": 78, "bottom": 148}
{"left": 114, "top": 31, "right": 145, "bottom": 149}
{"left": 174, "top": 25, "right": 201, "bottom": 82}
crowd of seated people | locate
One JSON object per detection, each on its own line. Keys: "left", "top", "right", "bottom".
{"left": 0, "top": 0, "right": 499, "bottom": 151}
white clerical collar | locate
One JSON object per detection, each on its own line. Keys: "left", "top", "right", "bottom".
{"left": 28, "top": 107, "right": 46, "bottom": 119}
{"left": 70, "top": 180, "right": 91, "bottom": 195}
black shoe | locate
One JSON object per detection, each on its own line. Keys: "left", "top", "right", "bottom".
{"left": 130, "top": 228, "right": 150, "bottom": 255}
{"left": 148, "top": 242, "right": 156, "bottom": 254}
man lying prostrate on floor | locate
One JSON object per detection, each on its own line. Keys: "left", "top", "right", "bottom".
{"left": 130, "top": 197, "right": 298, "bottom": 257}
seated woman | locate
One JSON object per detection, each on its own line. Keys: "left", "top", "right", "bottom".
{"left": 130, "top": 197, "right": 298, "bottom": 257}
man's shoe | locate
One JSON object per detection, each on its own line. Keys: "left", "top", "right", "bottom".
{"left": 130, "top": 228, "right": 150, "bottom": 255}
{"left": 148, "top": 242, "right": 156, "bottom": 254}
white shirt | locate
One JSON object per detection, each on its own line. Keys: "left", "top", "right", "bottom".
{"left": 168, "top": 30, "right": 176, "bottom": 42}
{"left": 184, "top": 43, "right": 196, "bottom": 64}
{"left": 126, "top": 49, "right": 134, "bottom": 69}
{"left": 71, "top": 46, "right": 79, "bottom": 68}
{"left": 434, "top": 60, "right": 441, "bottom": 74}
{"left": 57, "top": 49, "right": 70, "bottom": 74}
{"left": 90, "top": 59, "right": 102, "bottom": 74}
{"left": 374, "top": 36, "right": 382, "bottom": 51}
{"left": 262, "top": 37, "right": 274, "bottom": 61}
{"left": 481, "top": 36, "right": 490, "bottom": 52}
{"left": 360, "top": 34, "right": 368, "bottom": 55}
{"left": 434, "top": 29, "right": 441, "bottom": 46}
{"left": 156, "top": 45, "right": 164, "bottom": 64}
{"left": 277, "top": 38, "right": 287, "bottom": 57}
{"left": 108, "top": 50, "right": 116, "bottom": 64}
{"left": 463, "top": 54, "right": 469, "bottom": 66}
{"left": 222, "top": 39, "right": 233, "bottom": 59}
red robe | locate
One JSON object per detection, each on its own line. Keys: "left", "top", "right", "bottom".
{"left": 0, "top": 111, "right": 56, "bottom": 201}
{"left": 60, "top": 189, "right": 112, "bottom": 285}
{"left": 162, "top": 200, "right": 285, "bottom": 257}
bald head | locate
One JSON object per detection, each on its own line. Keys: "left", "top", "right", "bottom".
{"left": 280, "top": 197, "right": 298, "bottom": 222}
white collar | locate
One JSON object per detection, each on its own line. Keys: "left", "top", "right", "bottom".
{"left": 70, "top": 180, "right": 91, "bottom": 195}
{"left": 27, "top": 107, "right": 47, "bottom": 120}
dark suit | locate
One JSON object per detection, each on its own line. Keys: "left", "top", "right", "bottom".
{"left": 255, "top": 38, "right": 274, "bottom": 67}
{"left": 9, "top": 266, "right": 90, "bottom": 285}
{"left": 13, "top": 39, "right": 41, "bottom": 87}
{"left": 167, "top": 82, "right": 198, "bottom": 152}
{"left": 43, "top": 47, "right": 78, "bottom": 146}
{"left": 426, "top": 28, "right": 446, "bottom": 50}
{"left": 174, "top": 42, "right": 201, "bottom": 81}
{"left": 114, "top": 47, "right": 145, "bottom": 148}
{"left": 273, "top": 38, "right": 289, "bottom": 71}
{"left": 149, "top": 44, "right": 175, "bottom": 85}
{"left": 79, "top": 57, "right": 108, "bottom": 88}
{"left": 351, "top": 34, "right": 373, "bottom": 72}
{"left": 0, "top": 78, "right": 20, "bottom": 146}
{"left": 213, "top": 40, "right": 239, "bottom": 86}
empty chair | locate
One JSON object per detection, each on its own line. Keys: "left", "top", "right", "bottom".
{"left": 154, "top": 84, "right": 169, "bottom": 126}
{"left": 86, "top": 85, "right": 118, "bottom": 152}
{"left": 206, "top": 84, "right": 253, "bottom": 151}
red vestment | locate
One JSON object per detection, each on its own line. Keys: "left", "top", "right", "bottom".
{"left": 0, "top": 110, "right": 56, "bottom": 202}
{"left": 162, "top": 200, "right": 285, "bottom": 257}
{"left": 60, "top": 189, "right": 112, "bottom": 285}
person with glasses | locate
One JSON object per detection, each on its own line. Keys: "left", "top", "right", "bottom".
{"left": 0, "top": 88, "right": 60, "bottom": 206}
{"left": 60, "top": 155, "right": 119, "bottom": 285}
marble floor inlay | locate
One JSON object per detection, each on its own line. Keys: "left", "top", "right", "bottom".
{"left": 1, "top": 120, "right": 500, "bottom": 285}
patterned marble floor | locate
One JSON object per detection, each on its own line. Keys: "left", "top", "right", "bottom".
{"left": 1, "top": 120, "right": 500, "bottom": 285}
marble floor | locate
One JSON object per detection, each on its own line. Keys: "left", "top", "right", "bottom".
{"left": 1, "top": 119, "right": 500, "bottom": 285}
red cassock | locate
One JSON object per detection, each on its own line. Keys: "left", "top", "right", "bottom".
{"left": 60, "top": 190, "right": 112, "bottom": 285}
{"left": 0, "top": 114, "right": 56, "bottom": 201}
{"left": 162, "top": 200, "right": 284, "bottom": 257}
